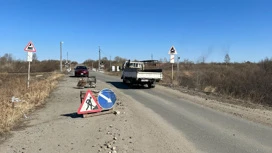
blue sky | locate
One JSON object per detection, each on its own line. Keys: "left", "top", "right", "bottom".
{"left": 0, "top": 0, "right": 272, "bottom": 63}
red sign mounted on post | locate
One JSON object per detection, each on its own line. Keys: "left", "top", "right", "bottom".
{"left": 24, "top": 41, "right": 36, "bottom": 52}
{"left": 168, "top": 46, "right": 177, "bottom": 55}
{"left": 77, "top": 90, "right": 102, "bottom": 114}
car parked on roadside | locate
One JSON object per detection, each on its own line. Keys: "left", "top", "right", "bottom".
{"left": 74, "top": 65, "right": 89, "bottom": 77}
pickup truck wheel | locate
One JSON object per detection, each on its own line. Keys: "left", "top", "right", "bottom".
{"left": 148, "top": 83, "right": 155, "bottom": 88}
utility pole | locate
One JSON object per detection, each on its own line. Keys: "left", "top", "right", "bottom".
{"left": 66, "top": 52, "right": 68, "bottom": 64}
{"left": 151, "top": 54, "right": 153, "bottom": 60}
{"left": 60, "top": 41, "right": 63, "bottom": 72}
{"left": 110, "top": 56, "right": 112, "bottom": 69}
{"left": 98, "top": 46, "right": 101, "bottom": 70}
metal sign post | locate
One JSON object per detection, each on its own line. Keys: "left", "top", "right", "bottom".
{"left": 27, "top": 61, "right": 31, "bottom": 88}
{"left": 169, "top": 46, "right": 177, "bottom": 84}
{"left": 24, "top": 41, "right": 36, "bottom": 88}
{"left": 27, "top": 52, "right": 33, "bottom": 88}
{"left": 172, "top": 63, "right": 174, "bottom": 83}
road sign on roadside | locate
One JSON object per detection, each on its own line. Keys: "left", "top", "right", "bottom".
{"left": 24, "top": 41, "right": 36, "bottom": 52}
{"left": 77, "top": 90, "right": 102, "bottom": 114}
{"left": 170, "top": 54, "right": 175, "bottom": 63}
{"left": 24, "top": 41, "right": 36, "bottom": 88}
{"left": 97, "top": 88, "right": 116, "bottom": 110}
{"left": 168, "top": 46, "right": 177, "bottom": 55}
{"left": 27, "top": 52, "right": 33, "bottom": 62}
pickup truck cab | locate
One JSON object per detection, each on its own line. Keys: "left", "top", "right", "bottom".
{"left": 121, "top": 60, "right": 163, "bottom": 88}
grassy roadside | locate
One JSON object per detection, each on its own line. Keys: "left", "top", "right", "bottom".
{"left": 0, "top": 72, "right": 64, "bottom": 135}
{"left": 106, "top": 61, "right": 272, "bottom": 108}
{"left": 161, "top": 62, "right": 272, "bottom": 107}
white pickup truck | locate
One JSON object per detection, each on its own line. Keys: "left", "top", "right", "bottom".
{"left": 121, "top": 60, "right": 163, "bottom": 88}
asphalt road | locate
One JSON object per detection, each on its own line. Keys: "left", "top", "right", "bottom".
{"left": 93, "top": 71, "right": 272, "bottom": 153}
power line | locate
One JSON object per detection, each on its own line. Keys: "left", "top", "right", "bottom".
{"left": 99, "top": 49, "right": 112, "bottom": 60}
{"left": 110, "top": 56, "right": 112, "bottom": 68}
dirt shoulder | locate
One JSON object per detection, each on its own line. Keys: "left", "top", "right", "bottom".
{"left": 156, "top": 85, "right": 272, "bottom": 127}
{"left": 0, "top": 75, "right": 196, "bottom": 153}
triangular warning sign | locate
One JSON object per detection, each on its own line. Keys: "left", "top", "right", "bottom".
{"left": 24, "top": 41, "right": 36, "bottom": 52}
{"left": 77, "top": 90, "right": 102, "bottom": 114}
{"left": 168, "top": 46, "right": 177, "bottom": 54}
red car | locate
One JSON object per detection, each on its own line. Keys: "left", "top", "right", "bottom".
{"left": 74, "top": 66, "right": 89, "bottom": 77}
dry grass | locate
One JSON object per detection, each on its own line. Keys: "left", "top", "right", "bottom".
{"left": 160, "top": 59, "right": 272, "bottom": 107}
{"left": 0, "top": 72, "right": 64, "bottom": 135}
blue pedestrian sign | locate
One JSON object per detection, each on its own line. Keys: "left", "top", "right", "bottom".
{"left": 97, "top": 88, "right": 116, "bottom": 110}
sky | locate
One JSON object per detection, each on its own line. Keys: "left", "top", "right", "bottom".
{"left": 0, "top": 0, "right": 272, "bottom": 63}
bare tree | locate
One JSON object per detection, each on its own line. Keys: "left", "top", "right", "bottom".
{"left": 101, "top": 57, "right": 108, "bottom": 61}
{"left": 201, "top": 56, "right": 205, "bottom": 64}
{"left": 33, "top": 53, "right": 38, "bottom": 61}
{"left": 114, "top": 56, "right": 126, "bottom": 63}
{"left": 1, "top": 53, "right": 13, "bottom": 63}
{"left": 163, "top": 57, "right": 168, "bottom": 63}
{"left": 224, "top": 53, "right": 230, "bottom": 65}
